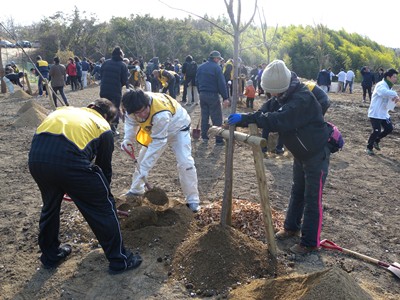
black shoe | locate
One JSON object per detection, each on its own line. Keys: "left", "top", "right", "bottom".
{"left": 108, "top": 254, "right": 143, "bottom": 275}
{"left": 215, "top": 140, "right": 225, "bottom": 146}
{"left": 42, "top": 244, "right": 72, "bottom": 269}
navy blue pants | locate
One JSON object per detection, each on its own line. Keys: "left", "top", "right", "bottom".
{"left": 284, "top": 146, "right": 330, "bottom": 247}
{"left": 29, "top": 162, "right": 132, "bottom": 270}
{"left": 199, "top": 92, "right": 224, "bottom": 143}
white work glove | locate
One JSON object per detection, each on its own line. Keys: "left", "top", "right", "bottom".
{"left": 228, "top": 80, "right": 232, "bottom": 85}
{"left": 121, "top": 139, "right": 133, "bottom": 151}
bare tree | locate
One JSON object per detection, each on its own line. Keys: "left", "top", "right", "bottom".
{"left": 257, "top": 7, "right": 278, "bottom": 65}
{"left": 221, "top": 0, "right": 257, "bottom": 226}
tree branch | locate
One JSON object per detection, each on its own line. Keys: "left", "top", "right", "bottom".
{"left": 158, "top": 0, "right": 233, "bottom": 36}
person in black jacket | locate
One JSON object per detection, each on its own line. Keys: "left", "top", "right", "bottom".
{"left": 360, "top": 66, "right": 375, "bottom": 103}
{"left": 228, "top": 60, "right": 331, "bottom": 255}
{"left": 100, "top": 46, "right": 128, "bottom": 135}
{"left": 28, "top": 99, "right": 142, "bottom": 273}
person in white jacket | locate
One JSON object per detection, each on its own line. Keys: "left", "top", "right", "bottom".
{"left": 121, "top": 89, "right": 201, "bottom": 212}
{"left": 366, "top": 68, "right": 399, "bottom": 155}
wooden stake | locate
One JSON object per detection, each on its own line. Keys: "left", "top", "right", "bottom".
{"left": 24, "top": 72, "right": 32, "bottom": 95}
{"left": 249, "top": 124, "right": 277, "bottom": 259}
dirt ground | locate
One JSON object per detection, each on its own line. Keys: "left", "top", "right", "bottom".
{"left": 0, "top": 83, "right": 399, "bottom": 299}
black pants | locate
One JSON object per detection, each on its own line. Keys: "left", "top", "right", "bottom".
{"left": 29, "top": 162, "right": 132, "bottom": 270}
{"left": 367, "top": 118, "right": 393, "bottom": 150}
{"left": 362, "top": 85, "right": 372, "bottom": 101}
{"left": 284, "top": 146, "right": 330, "bottom": 247}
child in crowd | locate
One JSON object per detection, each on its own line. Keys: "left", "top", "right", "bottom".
{"left": 244, "top": 79, "right": 256, "bottom": 109}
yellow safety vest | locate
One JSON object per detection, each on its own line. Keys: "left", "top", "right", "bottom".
{"left": 223, "top": 60, "right": 234, "bottom": 80}
{"left": 304, "top": 81, "right": 316, "bottom": 92}
{"left": 158, "top": 70, "right": 177, "bottom": 88}
{"left": 136, "top": 93, "right": 178, "bottom": 146}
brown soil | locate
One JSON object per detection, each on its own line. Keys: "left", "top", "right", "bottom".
{"left": 0, "top": 84, "right": 399, "bottom": 299}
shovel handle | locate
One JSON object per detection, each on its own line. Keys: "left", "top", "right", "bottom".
{"left": 321, "top": 239, "right": 388, "bottom": 267}
{"left": 122, "top": 144, "right": 137, "bottom": 161}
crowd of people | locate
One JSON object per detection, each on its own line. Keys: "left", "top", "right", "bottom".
{"left": 10, "top": 45, "right": 396, "bottom": 273}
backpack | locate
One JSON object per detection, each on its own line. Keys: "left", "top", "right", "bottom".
{"left": 327, "top": 122, "right": 344, "bottom": 153}
{"left": 186, "top": 61, "right": 197, "bottom": 78}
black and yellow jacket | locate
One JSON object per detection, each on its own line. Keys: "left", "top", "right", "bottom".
{"left": 28, "top": 107, "right": 114, "bottom": 183}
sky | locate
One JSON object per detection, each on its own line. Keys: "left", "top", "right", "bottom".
{"left": 0, "top": 0, "right": 398, "bottom": 48}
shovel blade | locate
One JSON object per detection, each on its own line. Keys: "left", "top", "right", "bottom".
{"left": 388, "top": 263, "right": 400, "bottom": 278}
{"left": 192, "top": 128, "right": 201, "bottom": 140}
{"left": 144, "top": 187, "right": 169, "bottom": 206}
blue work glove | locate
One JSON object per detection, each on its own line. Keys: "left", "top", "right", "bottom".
{"left": 227, "top": 113, "right": 242, "bottom": 125}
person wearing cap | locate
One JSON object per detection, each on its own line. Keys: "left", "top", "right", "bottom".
{"left": 100, "top": 46, "right": 129, "bottom": 136}
{"left": 195, "top": 50, "right": 230, "bottom": 145}
{"left": 227, "top": 59, "right": 331, "bottom": 255}
{"left": 120, "top": 89, "right": 201, "bottom": 213}
{"left": 28, "top": 98, "right": 142, "bottom": 273}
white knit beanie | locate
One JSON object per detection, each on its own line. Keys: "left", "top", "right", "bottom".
{"left": 261, "top": 60, "right": 291, "bottom": 94}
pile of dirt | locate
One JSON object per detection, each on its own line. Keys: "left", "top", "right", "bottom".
{"left": 13, "top": 100, "right": 49, "bottom": 127}
{"left": 228, "top": 267, "right": 373, "bottom": 300}
{"left": 172, "top": 223, "right": 273, "bottom": 297}
{"left": 8, "top": 90, "right": 32, "bottom": 100}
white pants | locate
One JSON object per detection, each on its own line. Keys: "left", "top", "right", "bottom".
{"left": 129, "top": 130, "right": 200, "bottom": 204}
{"left": 82, "top": 71, "right": 88, "bottom": 88}
{"left": 188, "top": 84, "right": 199, "bottom": 104}
{"left": 2, "top": 77, "right": 14, "bottom": 93}
{"left": 145, "top": 81, "right": 152, "bottom": 92}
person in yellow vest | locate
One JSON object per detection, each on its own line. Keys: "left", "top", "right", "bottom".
{"left": 152, "top": 69, "right": 178, "bottom": 98}
{"left": 121, "top": 89, "right": 201, "bottom": 212}
{"left": 28, "top": 99, "right": 142, "bottom": 273}
{"left": 223, "top": 58, "right": 234, "bottom": 97}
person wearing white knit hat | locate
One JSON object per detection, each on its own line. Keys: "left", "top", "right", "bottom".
{"left": 227, "top": 59, "right": 332, "bottom": 255}
{"left": 261, "top": 59, "right": 291, "bottom": 94}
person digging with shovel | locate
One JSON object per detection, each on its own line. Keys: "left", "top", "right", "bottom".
{"left": 121, "top": 89, "right": 201, "bottom": 213}
{"left": 28, "top": 99, "right": 142, "bottom": 274}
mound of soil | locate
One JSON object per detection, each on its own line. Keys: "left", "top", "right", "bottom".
{"left": 13, "top": 100, "right": 49, "bottom": 127}
{"left": 8, "top": 90, "right": 32, "bottom": 100}
{"left": 17, "top": 99, "right": 49, "bottom": 115}
{"left": 172, "top": 223, "right": 273, "bottom": 296}
{"left": 13, "top": 106, "right": 47, "bottom": 127}
{"left": 229, "top": 267, "right": 373, "bottom": 300}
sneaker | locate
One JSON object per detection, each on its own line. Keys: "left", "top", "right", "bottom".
{"left": 125, "top": 191, "right": 144, "bottom": 197}
{"left": 365, "top": 148, "right": 375, "bottom": 156}
{"left": 187, "top": 203, "right": 201, "bottom": 213}
{"left": 41, "top": 244, "right": 72, "bottom": 269}
{"left": 373, "top": 142, "right": 381, "bottom": 151}
{"left": 275, "top": 229, "right": 300, "bottom": 240}
{"left": 109, "top": 253, "right": 143, "bottom": 275}
{"left": 289, "top": 243, "right": 319, "bottom": 255}
{"left": 274, "top": 148, "right": 284, "bottom": 155}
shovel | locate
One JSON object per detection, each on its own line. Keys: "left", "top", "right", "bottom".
{"left": 320, "top": 239, "right": 400, "bottom": 279}
{"left": 192, "top": 120, "right": 201, "bottom": 140}
{"left": 122, "top": 144, "right": 169, "bottom": 206}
